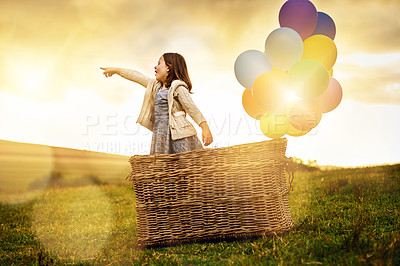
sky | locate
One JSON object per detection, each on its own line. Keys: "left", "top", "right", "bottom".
{"left": 0, "top": 0, "right": 399, "bottom": 167}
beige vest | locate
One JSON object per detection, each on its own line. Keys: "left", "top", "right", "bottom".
{"left": 136, "top": 79, "right": 206, "bottom": 140}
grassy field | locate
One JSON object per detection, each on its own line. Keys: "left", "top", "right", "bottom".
{"left": 1, "top": 163, "right": 399, "bottom": 265}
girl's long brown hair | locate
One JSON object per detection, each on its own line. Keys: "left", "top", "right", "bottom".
{"left": 163, "top": 53, "right": 192, "bottom": 92}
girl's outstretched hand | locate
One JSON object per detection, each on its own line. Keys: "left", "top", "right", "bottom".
{"left": 100, "top": 67, "right": 121, "bottom": 77}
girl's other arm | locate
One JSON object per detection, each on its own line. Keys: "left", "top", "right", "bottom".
{"left": 199, "top": 121, "right": 213, "bottom": 146}
{"left": 176, "top": 87, "right": 213, "bottom": 146}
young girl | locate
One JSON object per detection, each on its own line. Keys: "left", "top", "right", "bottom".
{"left": 101, "top": 52, "right": 213, "bottom": 155}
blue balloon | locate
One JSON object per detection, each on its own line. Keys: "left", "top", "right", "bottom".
{"left": 311, "top": 12, "right": 336, "bottom": 40}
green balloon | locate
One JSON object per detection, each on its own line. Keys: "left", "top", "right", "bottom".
{"left": 288, "top": 59, "right": 330, "bottom": 99}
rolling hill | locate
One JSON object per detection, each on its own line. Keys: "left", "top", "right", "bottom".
{"left": 0, "top": 139, "right": 131, "bottom": 194}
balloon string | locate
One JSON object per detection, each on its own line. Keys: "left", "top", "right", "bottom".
{"left": 287, "top": 169, "right": 295, "bottom": 192}
{"left": 282, "top": 156, "right": 297, "bottom": 193}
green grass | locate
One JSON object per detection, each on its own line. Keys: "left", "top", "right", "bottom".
{"left": 1, "top": 164, "right": 399, "bottom": 265}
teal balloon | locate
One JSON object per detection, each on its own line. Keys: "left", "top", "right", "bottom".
{"left": 234, "top": 50, "right": 273, "bottom": 90}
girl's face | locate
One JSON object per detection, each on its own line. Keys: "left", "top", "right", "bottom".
{"left": 154, "top": 56, "right": 169, "bottom": 84}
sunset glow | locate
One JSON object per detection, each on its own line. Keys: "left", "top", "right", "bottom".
{"left": 0, "top": 0, "right": 399, "bottom": 167}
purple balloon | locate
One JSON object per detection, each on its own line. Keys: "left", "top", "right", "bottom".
{"left": 279, "top": 0, "right": 318, "bottom": 40}
{"left": 312, "top": 12, "right": 336, "bottom": 40}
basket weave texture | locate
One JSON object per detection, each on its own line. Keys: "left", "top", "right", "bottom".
{"left": 127, "top": 138, "right": 293, "bottom": 247}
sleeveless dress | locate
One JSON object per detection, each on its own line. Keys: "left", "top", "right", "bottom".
{"left": 150, "top": 87, "right": 203, "bottom": 155}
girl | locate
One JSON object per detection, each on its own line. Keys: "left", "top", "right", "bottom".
{"left": 101, "top": 52, "right": 213, "bottom": 155}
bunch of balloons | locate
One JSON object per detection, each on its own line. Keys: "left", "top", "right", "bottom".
{"left": 235, "top": 0, "right": 342, "bottom": 139}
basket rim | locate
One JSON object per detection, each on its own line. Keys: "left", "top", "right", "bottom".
{"left": 129, "top": 137, "right": 287, "bottom": 162}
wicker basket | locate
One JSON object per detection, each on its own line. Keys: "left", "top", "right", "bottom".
{"left": 127, "top": 138, "right": 293, "bottom": 248}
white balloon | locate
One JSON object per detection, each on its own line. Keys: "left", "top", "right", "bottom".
{"left": 234, "top": 50, "right": 273, "bottom": 90}
{"left": 265, "top": 27, "right": 303, "bottom": 71}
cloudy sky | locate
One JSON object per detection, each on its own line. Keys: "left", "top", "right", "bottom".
{"left": 1, "top": 0, "right": 399, "bottom": 166}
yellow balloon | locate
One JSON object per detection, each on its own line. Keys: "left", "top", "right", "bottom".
{"left": 242, "top": 89, "right": 264, "bottom": 120}
{"left": 260, "top": 111, "right": 289, "bottom": 139}
{"left": 302, "top": 35, "right": 337, "bottom": 70}
{"left": 328, "top": 68, "right": 333, "bottom": 77}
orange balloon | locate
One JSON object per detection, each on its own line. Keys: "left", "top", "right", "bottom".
{"left": 284, "top": 100, "right": 311, "bottom": 136}
{"left": 287, "top": 100, "right": 322, "bottom": 131}
{"left": 287, "top": 123, "right": 310, "bottom": 137}
{"left": 252, "top": 71, "right": 289, "bottom": 112}
{"left": 242, "top": 89, "right": 264, "bottom": 120}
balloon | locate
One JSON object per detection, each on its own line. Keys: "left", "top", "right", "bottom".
{"left": 279, "top": 0, "right": 318, "bottom": 40}
{"left": 265, "top": 27, "right": 303, "bottom": 71}
{"left": 260, "top": 111, "right": 289, "bottom": 139}
{"left": 287, "top": 99, "right": 322, "bottom": 131}
{"left": 302, "top": 34, "right": 337, "bottom": 70}
{"left": 328, "top": 68, "right": 333, "bottom": 77}
{"left": 287, "top": 123, "right": 310, "bottom": 137}
{"left": 242, "top": 89, "right": 264, "bottom": 120}
{"left": 315, "top": 77, "right": 343, "bottom": 113}
{"left": 288, "top": 59, "right": 330, "bottom": 99}
{"left": 312, "top": 12, "right": 336, "bottom": 40}
{"left": 284, "top": 100, "right": 310, "bottom": 137}
{"left": 234, "top": 50, "right": 273, "bottom": 90}
{"left": 252, "top": 70, "right": 289, "bottom": 112}
{"left": 272, "top": 66, "right": 288, "bottom": 75}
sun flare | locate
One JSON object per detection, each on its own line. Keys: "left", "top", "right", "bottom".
{"left": 286, "top": 90, "right": 302, "bottom": 102}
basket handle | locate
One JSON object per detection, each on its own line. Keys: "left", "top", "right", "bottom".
{"left": 153, "top": 153, "right": 158, "bottom": 164}
{"left": 281, "top": 156, "right": 297, "bottom": 193}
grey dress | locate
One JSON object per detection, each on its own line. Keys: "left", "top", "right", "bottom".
{"left": 150, "top": 87, "right": 203, "bottom": 155}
